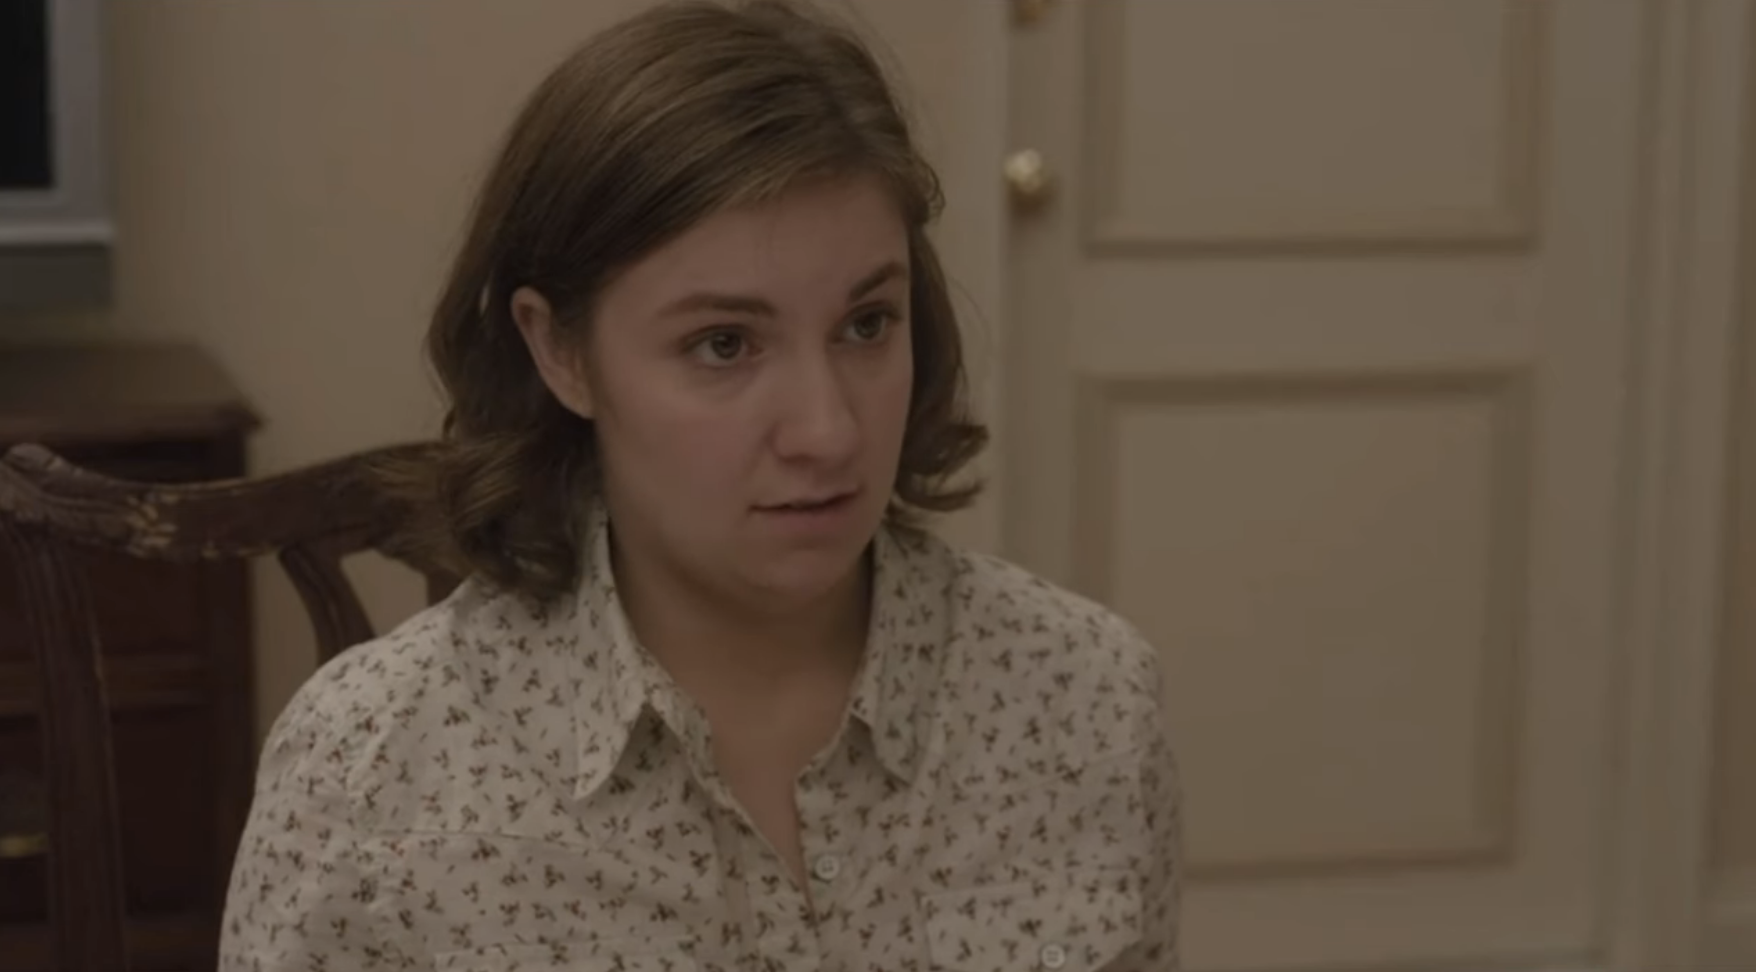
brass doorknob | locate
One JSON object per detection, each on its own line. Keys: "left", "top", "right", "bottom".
{"left": 1013, "top": 0, "right": 1055, "bottom": 26}
{"left": 1004, "top": 149, "right": 1054, "bottom": 210}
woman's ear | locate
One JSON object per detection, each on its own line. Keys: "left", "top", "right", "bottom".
{"left": 511, "top": 286, "right": 595, "bottom": 419}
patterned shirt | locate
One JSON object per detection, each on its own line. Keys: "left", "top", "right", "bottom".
{"left": 219, "top": 508, "right": 1181, "bottom": 971}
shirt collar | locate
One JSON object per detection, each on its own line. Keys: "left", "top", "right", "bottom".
{"left": 569, "top": 503, "right": 669, "bottom": 801}
{"left": 847, "top": 522, "right": 950, "bottom": 784}
{"left": 567, "top": 503, "right": 951, "bottom": 800}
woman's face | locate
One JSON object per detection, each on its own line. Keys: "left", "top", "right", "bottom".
{"left": 515, "top": 174, "right": 914, "bottom": 608}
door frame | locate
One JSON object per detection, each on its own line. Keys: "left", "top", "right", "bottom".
{"left": 1703, "top": 0, "right": 1756, "bottom": 957}
{"left": 1612, "top": 0, "right": 1753, "bottom": 968}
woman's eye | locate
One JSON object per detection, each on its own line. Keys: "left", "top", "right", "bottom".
{"left": 690, "top": 330, "right": 748, "bottom": 365}
{"left": 845, "top": 308, "right": 897, "bottom": 343}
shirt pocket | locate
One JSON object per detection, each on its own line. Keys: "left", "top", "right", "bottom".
{"left": 431, "top": 939, "right": 698, "bottom": 972}
{"left": 921, "top": 871, "right": 1141, "bottom": 972}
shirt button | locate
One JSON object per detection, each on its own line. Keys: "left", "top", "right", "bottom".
{"left": 1039, "top": 943, "right": 1069, "bottom": 969}
{"left": 811, "top": 854, "right": 842, "bottom": 882}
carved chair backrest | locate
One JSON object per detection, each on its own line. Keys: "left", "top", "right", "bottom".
{"left": 0, "top": 442, "right": 460, "bottom": 972}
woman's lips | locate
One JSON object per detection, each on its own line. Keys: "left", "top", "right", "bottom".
{"left": 753, "top": 490, "right": 861, "bottom": 532}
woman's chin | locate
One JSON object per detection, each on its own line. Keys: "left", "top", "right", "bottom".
{"left": 737, "top": 548, "right": 868, "bottom": 607}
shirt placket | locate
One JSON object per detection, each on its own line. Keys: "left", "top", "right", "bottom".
{"left": 655, "top": 692, "right": 821, "bottom": 972}
{"left": 715, "top": 804, "right": 820, "bottom": 972}
{"left": 791, "top": 762, "right": 853, "bottom": 971}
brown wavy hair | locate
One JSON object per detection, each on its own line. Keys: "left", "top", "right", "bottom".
{"left": 377, "top": 0, "right": 988, "bottom": 604}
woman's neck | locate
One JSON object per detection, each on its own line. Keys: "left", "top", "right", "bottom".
{"left": 608, "top": 537, "right": 872, "bottom": 693}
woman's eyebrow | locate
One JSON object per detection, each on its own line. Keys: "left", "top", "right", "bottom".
{"left": 658, "top": 291, "right": 775, "bottom": 319}
{"left": 657, "top": 260, "right": 908, "bottom": 320}
{"left": 847, "top": 260, "right": 908, "bottom": 301}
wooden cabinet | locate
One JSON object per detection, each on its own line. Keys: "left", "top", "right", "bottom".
{"left": 0, "top": 344, "right": 258, "bottom": 972}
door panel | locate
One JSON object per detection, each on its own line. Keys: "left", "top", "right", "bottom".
{"left": 1085, "top": 1, "right": 1540, "bottom": 248}
{"left": 1004, "top": 1, "right": 1643, "bottom": 968}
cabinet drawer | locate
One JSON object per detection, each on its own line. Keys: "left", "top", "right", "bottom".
{"left": 0, "top": 706, "right": 220, "bottom": 921}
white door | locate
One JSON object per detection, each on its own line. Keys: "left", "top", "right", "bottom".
{"left": 1001, "top": 1, "right": 1649, "bottom": 968}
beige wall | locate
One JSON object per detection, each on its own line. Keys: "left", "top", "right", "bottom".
{"left": 0, "top": 1, "right": 1004, "bottom": 738}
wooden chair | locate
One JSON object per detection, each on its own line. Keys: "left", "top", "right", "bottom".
{"left": 0, "top": 441, "right": 461, "bottom": 972}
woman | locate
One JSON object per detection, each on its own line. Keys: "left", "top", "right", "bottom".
{"left": 220, "top": 1, "right": 1180, "bottom": 969}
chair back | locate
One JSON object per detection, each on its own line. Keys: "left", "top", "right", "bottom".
{"left": 0, "top": 441, "right": 460, "bottom": 972}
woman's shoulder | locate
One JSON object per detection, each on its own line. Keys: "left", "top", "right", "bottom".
{"left": 906, "top": 531, "right": 1170, "bottom": 777}
{"left": 256, "top": 577, "right": 556, "bottom": 790}
{"left": 955, "top": 540, "right": 1152, "bottom": 643}
{"left": 906, "top": 529, "right": 1164, "bottom": 697}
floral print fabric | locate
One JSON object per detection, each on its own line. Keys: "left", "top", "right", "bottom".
{"left": 219, "top": 510, "right": 1180, "bottom": 971}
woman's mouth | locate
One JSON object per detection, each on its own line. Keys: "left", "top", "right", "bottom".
{"left": 759, "top": 492, "right": 854, "bottom": 513}
{"left": 755, "top": 488, "right": 862, "bottom": 520}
